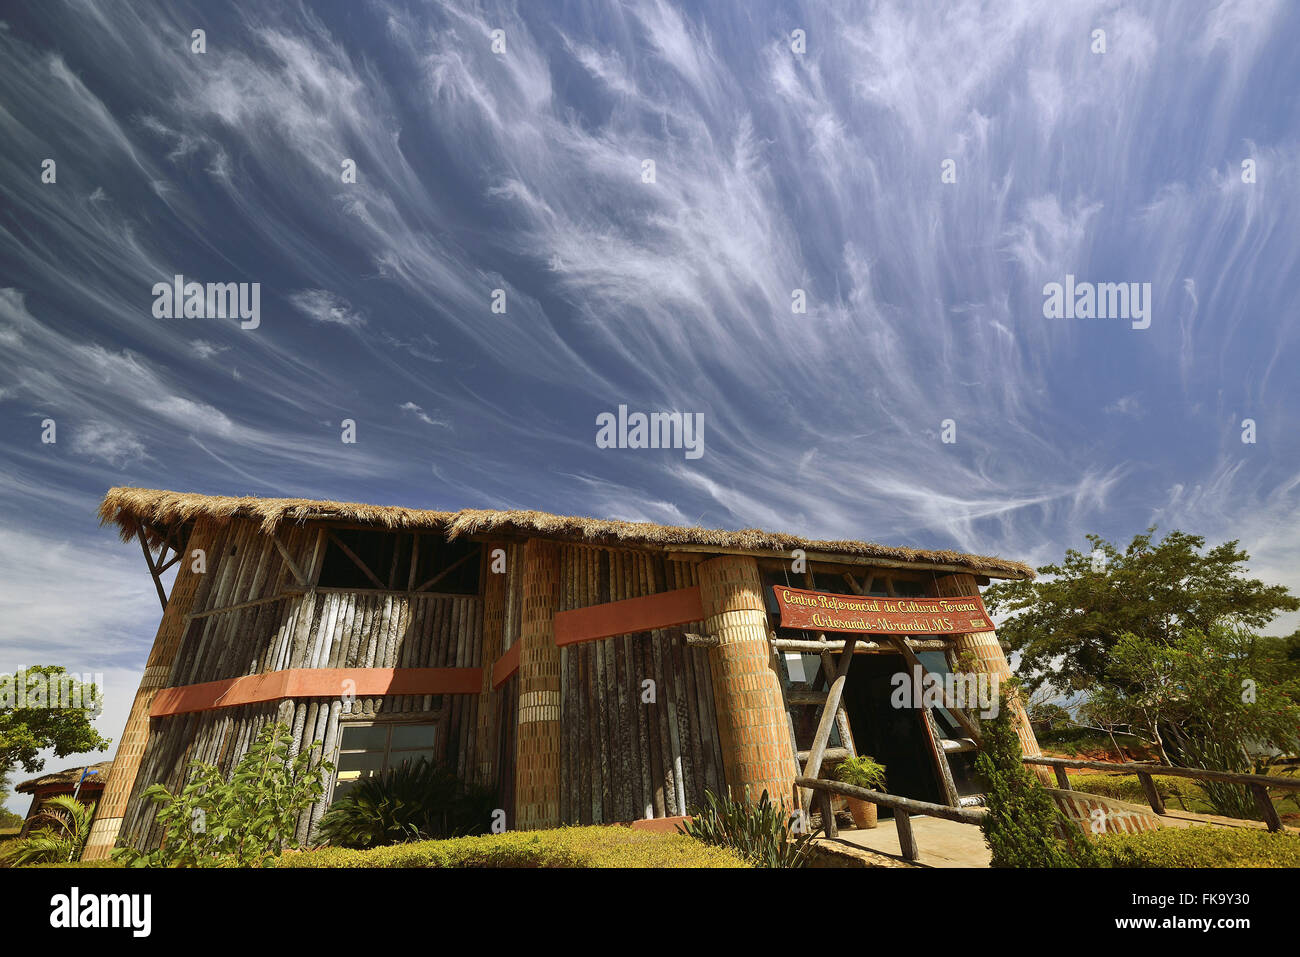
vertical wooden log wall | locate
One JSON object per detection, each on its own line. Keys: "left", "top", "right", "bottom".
{"left": 932, "top": 572, "right": 1052, "bottom": 784}
{"left": 513, "top": 539, "right": 562, "bottom": 829}
{"left": 107, "top": 518, "right": 485, "bottom": 853}
{"left": 555, "top": 546, "right": 725, "bottom": 824}
{"left": 473, "top": 542, "right": 507, "bottom": 788}
{"left": 697, "top": 555, "right": 798, "bottom": 807}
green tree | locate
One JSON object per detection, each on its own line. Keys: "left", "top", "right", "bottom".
{"left": 1097, "top": 626, "right": 1300, "bottom": 817}
{"left": 0, "top": 773, "right": 24, "bottom": 831}
{"left": 114, "top": 722, "right": 331, "bottom": 867}
{"left": 984, "top": 529, "right": 1298, "bottom": 693}
{"left": 0, "top": 666, "right": 109, "bottom": 780}
{"left": 976, "top": 686, "right": 1100, "bottom": 868}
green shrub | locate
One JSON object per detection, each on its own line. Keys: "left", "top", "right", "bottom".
{"left": 1069, "top": 773, "right": 1200, "bottom": 808}
{"left": 0, "top": 796, "right": 95, "bottom": 866}
{"left": 678, "top": 789, "right": 814, "bottom": 868}
{"left": 834, "top": 755, "right": 887, "bottom": 791}
{"left": 976, "top": 687, "right": 1100, "bottom": 868}
{"left": 279, "top": 826, "right": 748, "bottom": 868}
{"left": 113, "top": 722, "right": 331, "bottom": 868}
{"left": 315, "top": 758, "right": 495, "bottom": 848}
{"left": 1094, "top": 826, "right": 1300, "bottom": 868}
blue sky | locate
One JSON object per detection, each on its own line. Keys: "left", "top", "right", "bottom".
{"left": 2, "top": 1, "right": 1298, "bottom": 807}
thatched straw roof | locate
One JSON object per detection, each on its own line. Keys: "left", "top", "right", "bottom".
{"left": 15, "top": 761, "right": 113, "bottom": 794}
{"left": 98, "top": 487, "right": 1034, "bottom": 579}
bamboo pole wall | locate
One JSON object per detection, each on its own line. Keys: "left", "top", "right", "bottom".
{"left": 473, "top": 543, "right": 509, "bottom": 788}
{"left": 113, "top": 518, "right": 484, "bottom": 852}
{"left": 556, "top": 545, "right": 725, "bottom": 824}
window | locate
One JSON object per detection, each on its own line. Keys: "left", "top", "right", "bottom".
{"left": 333, "top": 721, "right": 439, "bottom": 799}
{"left": 316, "top": 530, "right": 480, "bottom": 594}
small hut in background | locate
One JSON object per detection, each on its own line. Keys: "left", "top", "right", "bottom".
{"left": 82, "top": 487, "right": 1044, "bottom": 859}
{"left": 15, "top": 761, "right": 112, "bottom": 836}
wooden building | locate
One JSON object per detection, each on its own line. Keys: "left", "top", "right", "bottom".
{"left": 82, "top": 487, "right": 1045, "bottom": 859}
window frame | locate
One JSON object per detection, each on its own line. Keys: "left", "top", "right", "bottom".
{"left": 331, "top": 718, "right": 440, "bottom": 799}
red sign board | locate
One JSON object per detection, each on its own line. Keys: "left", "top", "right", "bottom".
{"left": 772, "top": 586, "right": 992, "bottom": 636}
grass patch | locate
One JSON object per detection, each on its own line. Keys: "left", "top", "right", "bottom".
{"left": 25, "top": 858, "right": 119, "bottom": 868}
{"left": 1093, "top": 826, "right": 1300, "bottom": 868}
{"left": 278, "top": 826, "right": 749, "bottom": 868}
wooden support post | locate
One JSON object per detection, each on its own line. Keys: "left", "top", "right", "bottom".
{"left": 816, "top": 788, "right": 837, "bottom": 838}
{"left": 137, "top": 530, "right": 168, "bottom": 612}
{"left": 886, "top": 634, "right": 983, "bottom": 747}
{"left": 1054, "top": 765, "right": 1072, "bottom": 790}
{"left": 326, "top": 531, "right": 385, "bottom": 590}
{"left": 1137, "top": 771, "right": 1166, "bottom": 815}
{"left": 895, "top": 809, "right": 918, "bottom": 861}
{"left": 271, "top": 533, "right": 308, "bottom": 586}
{"left": 415, "top": 546, "right": 480, "bottom": 593}
{"left": 884, "top": 578, "right": 959, "bottom": 807}
{"left": 797, "top": 635, "right": 857, "bottom": 809}
{"left": 407, "top": 533, "right": 421, "bottom": 591}
{"left": 1250, "top": 783, "right": 1283, "bottom": 832}
{"left": 933, "top": 572, "right": 1052, "bottom": 785}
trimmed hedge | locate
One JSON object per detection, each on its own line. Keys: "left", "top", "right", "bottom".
{"left": 278, "top": 826, "right": 749, "bottom": 868}
{"left": 1069, "top": 773, "right": 1199, "bottom": 806}
{"left": 1093, "top": 826, "right": 1300, "bottom": 868}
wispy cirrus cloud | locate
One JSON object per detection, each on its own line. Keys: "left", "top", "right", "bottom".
{"left": 0, "top": 1, "right": 1298, "bottom": 816}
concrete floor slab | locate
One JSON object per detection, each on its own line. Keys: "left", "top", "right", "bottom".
{"left": 817, "top": 815, "right": 992, "bottom": 868}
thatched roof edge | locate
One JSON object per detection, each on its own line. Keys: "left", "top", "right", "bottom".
{"left": 15, "top": 761, "right": 113, "bottom": 793}
{"left": 98, "top": 487, "right": 1035, "bottom": 580}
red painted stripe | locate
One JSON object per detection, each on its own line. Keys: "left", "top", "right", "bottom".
{"left": 553, "top": 586, "right": 705, "bottom": 646}
{"left": 492, "top": 641, "right": 520, "bottom": 689}
{"left": 149, "top": 667, "right": 483, "bottom": 717}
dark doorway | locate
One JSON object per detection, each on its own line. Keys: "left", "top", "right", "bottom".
{"left": 842, "top": 654, "right": 944, "bottom": 806}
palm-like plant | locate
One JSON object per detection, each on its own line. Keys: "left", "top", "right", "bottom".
{"left": 678, "top": 789, "right": 815, "bottom": 868}
{"left": 315, "top": 759, "right": 495, "bottom": 849}
{"left": 1, "top": 796, "right": 96, "bottom": 866}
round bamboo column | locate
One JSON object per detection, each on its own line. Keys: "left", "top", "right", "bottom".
{"left": 513, "top": 539, "right": 562, "bottom": 829}
{"left": 82, "top": 519, "right": 212, "bottom": 860}
{"left": 931, "top": 572, "right": 1054, "bottom": 785}
{"left": 698, "top": 555, "right": 798, "bottom": 806}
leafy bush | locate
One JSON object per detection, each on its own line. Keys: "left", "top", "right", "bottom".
{"left": 280, "top": 826, "right": 748, "bottom": 868}
{"left": 113, "top": 722, "right": 330, "bottom": 867}
{"left": 315, "top": 758, "right": 495, "bottom": 848}
{"left": 0, "top": 796, "right": 95, "bottom": 866}
{"left": 1069, "top": 773, "right": 1200, "bottom": 808}
{"left": 678, "top": 789, "right": 814, "bottom": 868}
{"left": 1093, "top": 826, "right": 1300, "bottom": 868}
{"left": 834, "top": 755, "right": 887, "bottom": 791}
{"left": 976, "top": 686, "right": 1100, "bottom": 868}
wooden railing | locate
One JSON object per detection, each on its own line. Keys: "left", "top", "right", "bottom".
{"left": 1023, "top": 756, "right": 1300, "bottom": 832}
{"left": 795, "top": 776, "right": 984, "bottom": 863}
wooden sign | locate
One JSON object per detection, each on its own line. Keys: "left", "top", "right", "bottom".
{"left": 772, "top": 586, "right": 992, "bottom": 636}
